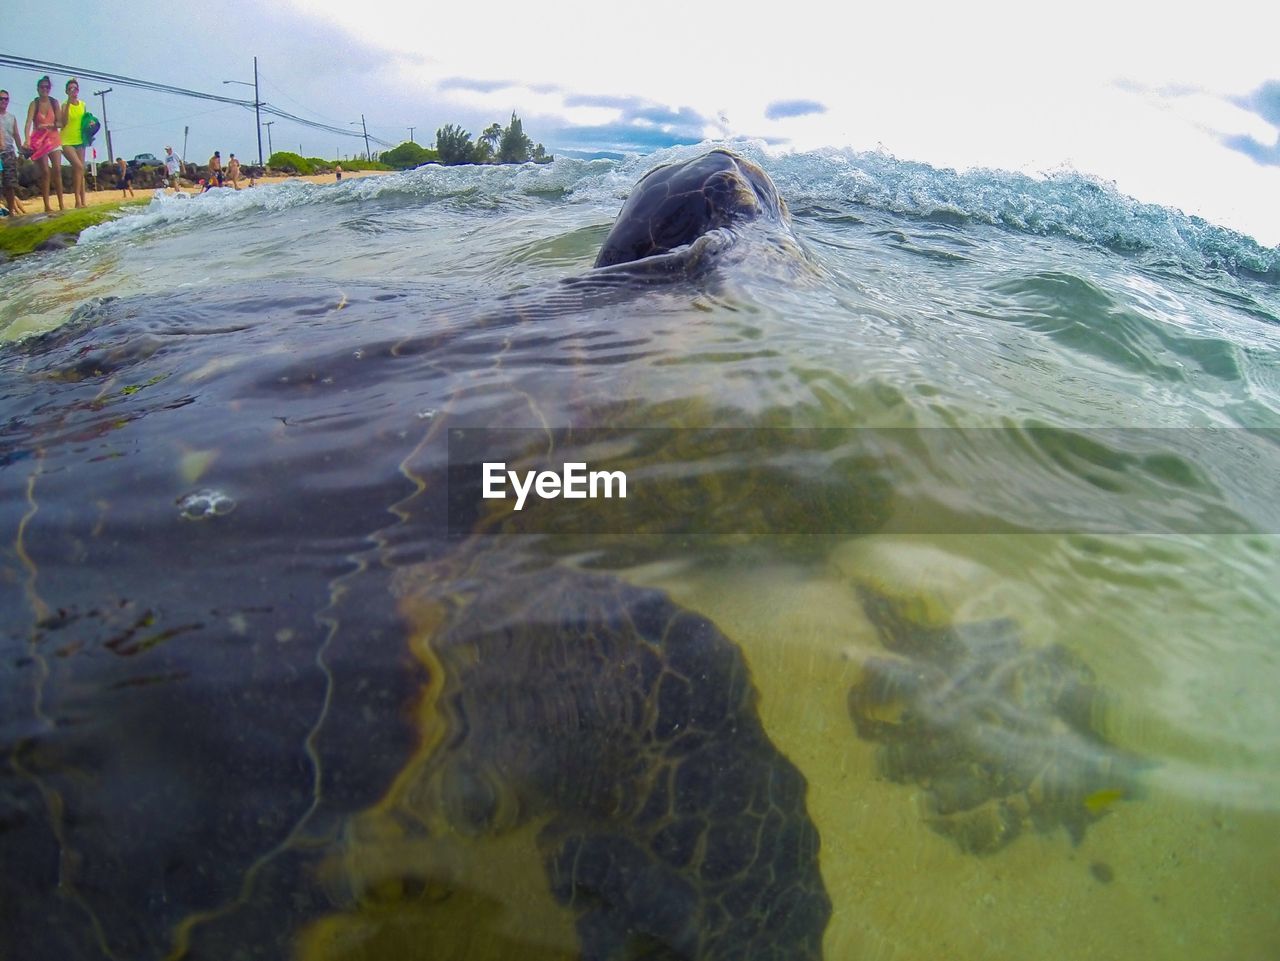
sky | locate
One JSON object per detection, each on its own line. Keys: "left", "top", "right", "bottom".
{"left": 3, "top": 0, "right": 1278, "bottom": 244}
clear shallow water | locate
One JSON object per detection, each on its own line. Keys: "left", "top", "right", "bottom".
{"left": 1, "top": 143, "right": 1278, "bottom": 960}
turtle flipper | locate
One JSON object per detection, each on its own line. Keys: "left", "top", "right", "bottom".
{"left": 408, "top": 567, "right": 830, "bottom": 960}
{"left": 543, "top": 827, "right": 700, "bottom": 961}
{"left": 850, "top": 577, "right": 1149, "bottom": 855}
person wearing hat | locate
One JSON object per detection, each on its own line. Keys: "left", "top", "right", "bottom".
{"left": 209, "top": 150, "right": 223, "bottom": 187}
{"left": 164, "top": 146, "right": 182, "bottom": 189}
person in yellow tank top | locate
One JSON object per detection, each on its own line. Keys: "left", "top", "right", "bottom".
{"left": 59, "top": 77, "right": 88, "bottom": 208}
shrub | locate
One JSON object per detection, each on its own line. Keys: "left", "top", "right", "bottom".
{"left": 335, "top": 158, "right": 394, "bottom": 172}
{"left": 266, "top": 151, "right": 312, "bottom": 175}
{"left": 379, "top": 142, "right": 439, "bottom": 169}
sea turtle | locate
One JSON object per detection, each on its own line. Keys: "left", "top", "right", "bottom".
{"left": 846, "top": 584, "right": 1146, "bottom": 856}
{"left": 0, "top": 151, "right": 836, "bottom": 960}
{"left": 593, "top": 149, "right": 795, "bottom": 270}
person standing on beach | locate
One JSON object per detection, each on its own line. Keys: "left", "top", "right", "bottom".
{"left": 209, "top": 151, "right": 223, "bottom": 187}
{"left": 164, "top": 146, "right": 182, "bottom": 189}
{"left": 58, "top": 78, "right": 88, "bottom": 208}
{"left": 0, "top": 90, "right": 25, "bottom": 216}
{"left": 227, "top": 153, "right": 241, "bottom": 190}
{"left": 24, "top": 75, "right": 64, "bottom": 213}
{"left": 335, "top": 163, "right": 343, "bottom": 182}
{"left": 117, "top": 157, "right": 135, "bottom": 198}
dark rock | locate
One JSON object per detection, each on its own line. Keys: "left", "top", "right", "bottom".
{"left": 35, "top": 234, "right": 74, "bottom": 252}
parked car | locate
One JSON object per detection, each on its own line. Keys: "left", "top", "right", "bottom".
{"left": 128, "top": 153, "right": 162, "bottom": 169}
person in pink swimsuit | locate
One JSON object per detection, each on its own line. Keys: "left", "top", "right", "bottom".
{"left": 24, "top": 75, "right": 64, "bottom": 213}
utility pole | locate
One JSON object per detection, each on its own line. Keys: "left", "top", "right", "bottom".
{"left": 183, "top": 125, "right": 189, "bottom": 163}
{"left": 262, "top": 121, "right": 274, "bottom": 158}
{"left": 222, "top": 57, "right": 264, "bottom": 166}
{"left": 361, "top": 114, "right": 371, "bottom": 161}
{"left": 253, "top": 56, "right": 263, "bottom": 167}
{"left": 93, "top": 87, "right": 114, "bottom": 163}
{"left": 408, "top": 126, "right": 415, "bottom": 144}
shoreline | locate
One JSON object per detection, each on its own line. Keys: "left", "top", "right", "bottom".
{"left": 11, "top": 167, "right": 391, "bottom": 214}
{"left": 0, "top": 169, "right": 392, "bottom": 258}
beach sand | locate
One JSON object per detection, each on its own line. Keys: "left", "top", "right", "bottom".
{"left": 18, "top": 168, "right": 391, "bottom": 213}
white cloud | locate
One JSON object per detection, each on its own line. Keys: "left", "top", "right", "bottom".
{"left": 439, "top": 82, "right": 620, "bottom": 128}
{"left": 286, "top": 0, "right": 1280, "bottom": 242}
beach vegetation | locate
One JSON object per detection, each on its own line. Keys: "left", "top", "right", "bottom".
{"left": 267, "top": 151, "right": 314, "bottom": 175}
{"left": 498, "top": 113, "right": 532, "bottom": 164}
{"left": 380, "top": 142, "right": 440, "bottom": 169}
{"left": 255, "top": 152, "right": 392, "bottom": 176}
{"left": 430, "top": 114, "right": 555, "bottom": 166}
{"left": 337, "top": 158, "right": 393, "bottom": 172}
{"left": 435, "top": 125, "right": 475, "bottom": 165}
{"left": 481, "top": 123, "right": 503, "bottom": 154}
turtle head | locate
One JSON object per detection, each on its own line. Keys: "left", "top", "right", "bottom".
{"left": 594, "top": 149, "right": 788, "bottom": 269}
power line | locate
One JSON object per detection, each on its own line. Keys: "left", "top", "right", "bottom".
{"left": 0, "top": 54, "right": 396, "bottom": 147}
{"left": 110, "top": 104, "right": 243, "bottom": 132}
{"left": 257, "top": 74, "right": 341, "bottom": 127}
{"left": 0, "top": 54, "right": 251, "bottom": 106}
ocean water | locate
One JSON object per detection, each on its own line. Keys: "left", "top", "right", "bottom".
{"left": 1, "top": 143, "right": 1278, "bottom": 960}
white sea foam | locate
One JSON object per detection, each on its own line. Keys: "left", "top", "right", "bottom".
{"left": 74, "top": 142, "right": 1279, "bottom": 282}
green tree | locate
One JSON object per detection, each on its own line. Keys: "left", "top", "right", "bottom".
{"left": 480, "top": 123, "right": 503, "bottom": 156}
{"left": 497, "top": 113, "right": 532, "bottom": 164}
{"left": 435, "top": 124, "right": 475, "bottom": 165}
{"left": 381, "top": 141, "right": 439, "bottom": 169}
{"left": 471, "top": 139, "right": 494, "bottom": 164}
{"left": 530, "top": 143, "right": 553, "bottom": 163}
